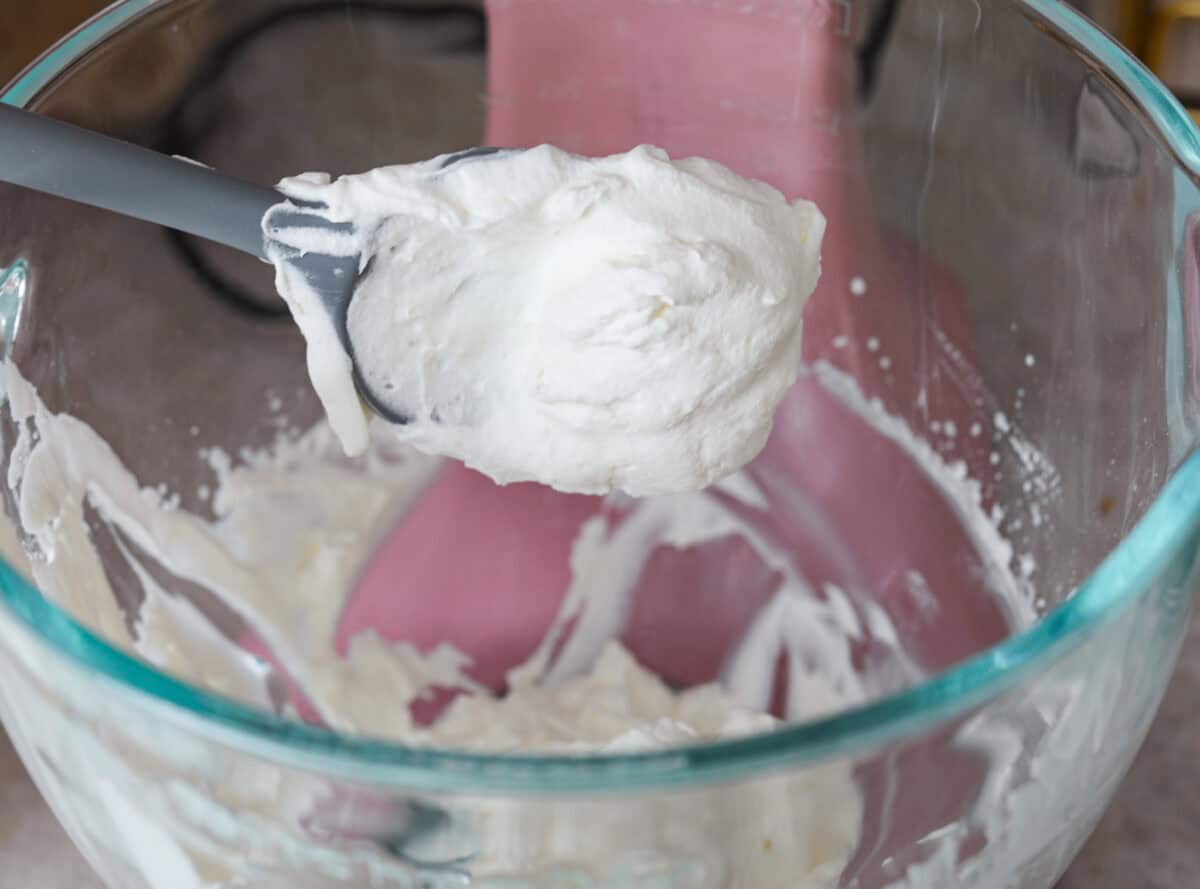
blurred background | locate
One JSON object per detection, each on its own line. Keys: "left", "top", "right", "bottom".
{"left": 4, "top": 1, "right": 1199, "bottom": 116}
{"left": 1073, "top": 0, "right": 1200, "bottom": 118}
{"left": 0, "top": 3, "right": 109, "bottom": 82}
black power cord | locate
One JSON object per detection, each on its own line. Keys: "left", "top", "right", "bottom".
{"left": 859, "top": 0, "right": 903, "bottom": 101}
{"left": 156, "top": 1, "right": 487, "bottom": 320}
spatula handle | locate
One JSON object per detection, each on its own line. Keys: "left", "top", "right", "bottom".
{"left": 0, "top": 101, "right": 280, "bottom": 259}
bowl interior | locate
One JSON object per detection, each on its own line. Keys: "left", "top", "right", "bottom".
{"left": 0, "top": 0, "right": 1194, "bottom": 747}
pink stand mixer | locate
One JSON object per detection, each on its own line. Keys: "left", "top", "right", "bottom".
{"left": 340, "top": 0, "right": 1009, "bottom": 697}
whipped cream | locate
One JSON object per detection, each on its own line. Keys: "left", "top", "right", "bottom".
{"left": 0, "top": 356, "right": 1049, "bottom": 887}
{"left": 265, "top": 144, "right": 825, "bottom": 496}
{"left": 0, "top": 361, "right": 862, "bottom": 742}
{"left": 1, "top": 359, "right": 869, "bottom": 884}
{"left": 420, "top": 641, "right": 778, "bottom": 752}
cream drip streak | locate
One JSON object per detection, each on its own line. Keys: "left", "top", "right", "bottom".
{"left": 264, "top": 144, "right": 825, "bottom": 497}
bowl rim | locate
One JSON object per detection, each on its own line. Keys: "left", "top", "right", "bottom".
{"left": 1, "top": 0, "right": 1199, "bottom": 794}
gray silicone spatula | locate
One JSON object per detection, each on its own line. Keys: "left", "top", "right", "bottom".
{"left": 0, "top": 101, "right": 503, "bottom": 422}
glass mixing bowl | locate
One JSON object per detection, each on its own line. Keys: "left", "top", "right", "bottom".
{"left": 0, "top": 1, "right": 1199, "bottom": 888}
